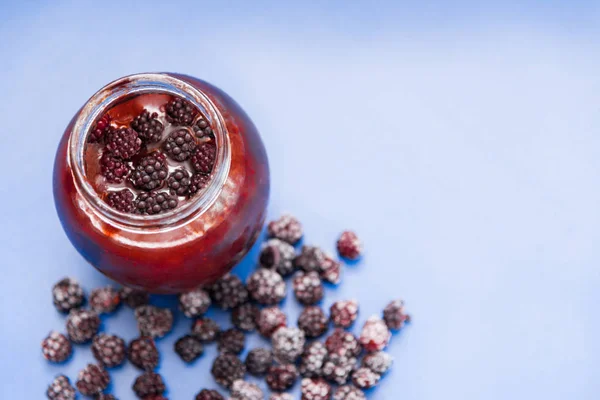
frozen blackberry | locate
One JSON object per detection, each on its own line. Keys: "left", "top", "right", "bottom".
{"left": 270, "top": 395, "right": 293, "bottom": 400}
{"left": 268, "top": 214, "right": 303, "bottom": 245}
{"left": 301, "top": 378, "right": 332, "bottom": 400}
{"left": 266, "top": 364, "right": 298, "bottom": 391}
{"left": 89, "top": 114, "right": 112, "bottom": 143}
{"left": 89, "top": 286, "right": 121, "bottom": 314}
{"left": 100, "top": 152, "right": 132, "bottom": 184}
{"left": 245, "top": 348, "right": 273, "bottom": 376}
{"left": 359, "top": 316, "right": 391, "bottom": 352}
{"left": 217, "top": 328, "right": 245, "bottom": 355}
{"left": 95, "top": 395, "right": 117, "bottom": 400}
{"left": 383, "top": 299, "right": 411, "bottom": 330}
{"left": 188, "top": 173, "right": 211, "bottom": 196}
{"left": 293, "top": 271, "right": 324, "bottom": 305}
{"left": 230, "top": 380, "right": 264, "bottom": 400}
{"left": 167, "top": 168, "right": 192, "bottom": 196}
{"left": 191, "top": 317, "right": 221, "bottom": 342}
{"left": 260, "top": 238, "right": 297, "bottom": 276}
{"left": 336, "top": 231, "right": 363, "bottom": 260}
{"left": 105, "top": 127, "right": 142, "bottom": 159}
{"left": 179, "top": 288, "right": 211, "bottom": 318}
{"left": 208, "top": 274, "right": 248, "bottom": 310}
{"left": 175, "top": 334, "right": 204, "bottom": 363}
{"left": 362, "top": 351, "right": 393, "bottom": 375}
{"left": 351, "top": 367, "right": 380, "bottom": 389}
{"left": 47, "top": 375, "right": 76, "bottom": 400}
{"left": 130, "top": 152, "right": 168, "bottom": 191}
{"left": 42, "top": 331, "right": 72, "bottom": 363}
{"left": 325, "top": 329, "right": 362, "bottom": 358}
{"left": 135, "top": 191, "right": 178, "bottom": 215}
{"left": 131, "top": 110, "right": 164, "bottom": 143}
{"left": 191, "top": 142, "right": 216, "bottom": 174}
{"left": 76, "top": 364, "right": 110, "bottom": 396}
{"left": 66, "top": 309, "right": 100, "bottom": 344}
{"left": 256, "top": 306, "right": 287, "bottom": 338}
{"left": 132, "top": 372, "right": 165, "bottom": 398}
{"left": 330, "top": 300, "right": 359, "bottom": 328}
{"left": 92, "top": 333, "right": 126, "bottom": 368}
{"left": 193, "top": 116, "right": 213, "bottom": 138}
{"left": 320, "top": 254, "right": 342, "bottom": 285}
{"left": 165, "top": 97, "right": 197, "bottom": 125}
{"left": 271, "top": 327, "right": 306, "bottom": 364}
{"left": 232, "top": 303, "right": 259, "bottom": 331}
{"left": 135, "top": 305, "right": 173, "bottom": 338}
{"left": 246, "top": 269, "right": 286, "bottom": 305}
{"left": 299, "top": 341, "right": 327, "bottom": 378}
{"left": 298, "top": 306, "right": 328, "bottom": 338}
{"left": 119, "top": 287, "right": 150, "bottom": 308}
{"left": 128, "top": 337, "right": 159, "bottom": 371}
{"left": 196, "top": 389, "right": 225, "bottom": 400}
{"left": 333, "top": 385, "right": 366, "bottom": 400}
{"left": 294, "top": 246, "right": 326, "bottom": 273}
{"left": 163, "top": 129, "right": 197, "bottom": 161}
{"left": 322, "top": 352, "right": 356, "bottom": 385}
{"left": 211, "top": 353, "right": 246, "bottom": 388}
{"left": 106, "top": 189, "right": 135, "bottom": 213}
{"left": 52, "top": 277, "right": 85, "bottom": 313}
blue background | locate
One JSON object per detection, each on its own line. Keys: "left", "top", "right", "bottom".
{"left": 1, "top": 1, "right": 599, "bottom": 399}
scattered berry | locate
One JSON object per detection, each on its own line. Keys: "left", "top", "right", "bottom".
{"left": 134, "top": 305, "right": 173, "bottom": 338}
{"left": 333, "top": 385, "right": 366, "bottom": 400}
{"left": 271, "top": 326, "right": 306, "bottom": 364}
{"left": 131, "top": 110, "right": 164, "bottom": 143}
{"left": 266, "top": 364, "right": 298, "bottom": 391}
{"left": 270, "top": 394, "right": 293, "bottom": 400}
{"left": 256, "top": 306, "right": 287, "bottom": 338}
{"left": 52, "top": 277, "right": 85, "bottom": 313}
{"left": 246, "top": 269, "right": 286, "bottom": 305}
{"left": 132, "top": 372, "right": 166, "bottom": 398}
{"left": 320, "top": 254, "right": 342, "bottom": 284}
{"left": 245, "top": 348, "right": 273, "bottom": 376}
{"left": 46, "top": 375, "right": 76, "bottom": 400}
{"left": 135, "top": 191, "right": 178, "bottom": 215}
{"left": 330, "top": 300, "right": 359, "bottom": 328}
{"left": 362, "top": 351, "right": 393, "bottom": 375}
{"left": 130, "top": 152, "right": 168, "bottom": 191}
{"left": 165, "top": 97, "right": 197, "bottom": 126}
{"left": 188, "top": 173, "right": 211, "bottom": 196}
{"left": 336, "top": 231, "right": 363, "bottom": 260}
{"left": 352, "top": 367, "right": 380, "bottom": 389}
{"left": 66, "top": 309, "right": 100, "bottom": 344}
{"left": 89, "top": 286, "right": 121, "bottom": 314}
{"left": 325, "top": 329, "right": 362, "bottom": 358}
{"left": 383, "top": 299, "right": 410, "bottom": 330}
{"left": 217, "top": 328, "right": 245, "bottom": 355}
{"left": 89, "top": 114, "right": 112, "bottom": 143}
{"left": 106, "top": 189, "right": 135, "bottom": 213}
{"left": 359, "top": 316, "right": 391, "bottom": 352}
{"left": 293, "top": 271, "right": 324, "bottom": 305}
{"left": 193, "top": 116, "right": 213, "bottom": 138}
{"left": 128, "top": 337, "right": 159, "bottom": 371}
{"left": 232, "top": 303, "right": 259, "bottom": 332}
{"left": 268, "top": 214, "right": 303, "bottom": 245}
{"left": 95, "top": 394, "right": 117, "bottom": 400}
{"left": 211, "top": 353, "right": 246, "bottom": 388}
{"left": 105, "top": 127, "right": 141, "bottom": 159}
{"left": 301, "top": 378, "right": 332, "bottom": 400}
{"left": 92, "top": 333, "right": 126, "bottom": 368}
{"left": 163, "top": 129, "right": 197, "bottom": 161}
{"left": 208, "top": 274, "right": 248, "bottom": 310}
{"left": 294, "top": 246, "right": 325, "bottom": 273}
{"left": 191, "top": 317, "right": 221, "bottom": 343}
{"left": 76, "top": 364, "right": 110, "bottom": 396}
{"left": 230, "top": 380, "right": 264, "bottom": 400}
{"left": 322, "top": 352, "right": 356, "bottom": 385}
{"left": 298, "top": 306, "right": 328, "bottom": 338}
{"left": 119, "top": 287, "right": 150, "bottom": 308}
{"left": 167, "top": 168, "right": 192, "bottom": 196}
{"left": 175, "top": 334, "right": 204, "bottom": 363}
{"left": 191, "top": 142, "right": 216, "bottom": 174}
{"left": 196, "top": 389, "right": 225, "bottom": 400}
{"left": 259, "top": 238, "right": 297, "bottom": 276}
{"left": 179, "top": 288, "right": 211, "bottom": 318}
{"left": 42, "top": 331, "right": 72, "bottom": 363}
{"left": 299, "top": 341, "right": 327, "bottom": 378}
{"left": 100, "top": 152, "right": 131, "bottom": 184}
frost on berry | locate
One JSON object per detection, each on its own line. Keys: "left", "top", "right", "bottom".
{"left": 336, "top": 230, "right": 363, "bottom": 260}
{"left": 359, "top": 315, "right": 391, "bottom": 352}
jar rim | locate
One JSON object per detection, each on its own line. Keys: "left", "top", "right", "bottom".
{"left": 68, "top": 73, "right": 231, "bottom": 230}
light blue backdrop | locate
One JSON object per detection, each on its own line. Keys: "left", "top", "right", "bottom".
{"left": 0, "top": 1, "right": 599, "bottom": 399}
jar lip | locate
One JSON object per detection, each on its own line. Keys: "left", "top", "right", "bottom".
{"left": 68, "top": 73, "right": 231, "bottom": 230}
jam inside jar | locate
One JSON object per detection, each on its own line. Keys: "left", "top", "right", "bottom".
{"left": 53, "top": 73, "right": 270, "bottom": 293}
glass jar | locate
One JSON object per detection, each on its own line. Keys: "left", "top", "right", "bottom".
{"left": 53, "top": 73, "right": 270, "bottom": 293}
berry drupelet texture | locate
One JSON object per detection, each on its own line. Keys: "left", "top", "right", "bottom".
{"left": 217, "top": 328, "right": 245, "bottom": 355}
{"left": 246, "top": 269, "right": 286, "bottom": 305}
{"left": 271, "top": 326, "right": 306, "bottom": 364}
{"left": 106, "top": 189, "right": 135, "bottom": 213}
{"left": 193, "top": 117, "right": 213, "bottom": 138}
{"left": 362, "top": 351, "right": 393, "bottom": 375}
{"left": 321, "top": 352, "right": 356, "bottom": 385}
{"left": 256, "top": 306, "right": 287, "bottom": 338}
{"left": 320, "top": 253, "right": 342, "bottom": 284}
{"left": 298, "top": 306, "right": 328, "bottom": 338}
{"left": 293, "top": 271, "right": 324, "bottom": 305}
{"left": 76, "top": 364, "right": 110, "bottom": 397}
{"left": 163, "top": 129, "right": 197, "bottom": 161}
{"left": 131, "top": 110, "right": 164, "bottom": 143}
{"left": 330, "top": 300, "right": 359, "bottom": 329}
{"left": 135, "top": 191, "right": 178, "bottom": 215}
{"left": 333, "top": 385, "right": 366, "bottom": 400}
{"left": 325, "top": 329, "right": 362, "bottom": 358}
{"left": 208, "top": 274, "right": 248, "bottom": 310}
{"left": 52, "top": 277, "right": 85, "bottom": 313}
{"left": 383, "top": 299, "right": 411, "bottom": 330}
{"left": 301, "top": 378, "right": 333, "bottom": 400}
{"left": 165, "top": 98, "right": 197, "bottom": 126}
{"left": 196, "top": 389, "right": 225, "bottom": 400}
{"left": 294, "top": 246, "right": 326, "bottom": 273}
{"left": 132, "top": 372, "right": 166, "bottom": 398}
{"left": 270, "top": 395, "right": 293, "bottom": 400}
{"left": 231, "top": 303, "right": 259, "bottom": 332}
{"left": 128, "top": 337, "right": 159, "bottom": 371}
{"left": 105, "top": 127, "right": 142, "bottom": 160}
{"left": 134, "top": 305, "right": 173, "bottom": 338}
{"left": 100, "top": 152, "right": 132, "bottom": 184}
{"left": 244, "top": 348, "right": 273, "bottom": 376}
{"left": 175, "top": 335, "right": 204, "bottom": 363}
{"left": 89, "top": 286, "right": 121, "bottom": 314}
{"left": 268, "top": 214, "right": 304, "bottom": 245}
{"left": 42, "top": 331, "right": 72, "bottom": 363}
{"left": 191, "top": 142, "right": 216, "bottom": 174}
{"left": 299, "top": 341, "right": 327, "bottom": 378}
{"left": 230, "top": 380, "right": 264, "bottom": 400}
{"left": 336, "top": 231, "right": 363, "bottom": 260}
{"left": 266, "top": 364, "right": 298, "bottom": 391}
{"left": 167, "top": 168, "right": 192, "bottom": 196}
{"left": 211, "top": 353, "right": 246, "bottom": 389}
{"left": 46, "top": 375, "right": 76, "bottom": 400}
{"left": 66, "top": 309, "right": 100, "bottom": 344}
{"left": 188, "top": 173, "right": 211, "bottom": 196}
{"left": 260, "top": 238, "right": 297, "bottom": 276}
{"left": 119, "top": 287, "right": 150, "bottom": 308}
{"left": 89, "top": 114, "right": 112, "bottom": 143}
{"left": 191, "top": 317, "right": 221, "bottom": 343}
{"left": 178, "top": 288, "right": 211, "bottom": 318}
{"left": 351, "top": 367, "right": 380, "bottom": 389}
{"left": 95, "top": 394, "right": 117, "bottom": 400}
{"left": 130, "top": 152, "right": 168, "bottom": 191}
{"left": 359, "top": 316, "right": 391, "bottom": 352}
{"left": 92, "top": 333, "right": 126, "bottom": 368}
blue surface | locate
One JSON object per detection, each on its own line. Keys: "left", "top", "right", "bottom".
{"left": 1, "top": 1, "right": 600, "bottom": 399}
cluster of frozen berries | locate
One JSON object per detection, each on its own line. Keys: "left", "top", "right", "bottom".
{"left": 90, "top": 97, "right": 217, "bottom": 215}
{"left": 43, "top": 214, "right": 410, "bottom": 399}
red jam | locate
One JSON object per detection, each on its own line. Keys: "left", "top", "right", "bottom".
{"left": 53, "top": 73, "right": 270, "bottom": 293}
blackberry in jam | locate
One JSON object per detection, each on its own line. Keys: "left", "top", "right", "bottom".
{"left": 165, "top": 97, "right": 197, "bottom": 125}
{"left": 163, "top": 128, "right": 197, "bottom": 161}
{"left": 130, "top": 152, "right": 168, "bottom": 191}
{"left": 131, "top": 110, "right": 164, "bottom": 143}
